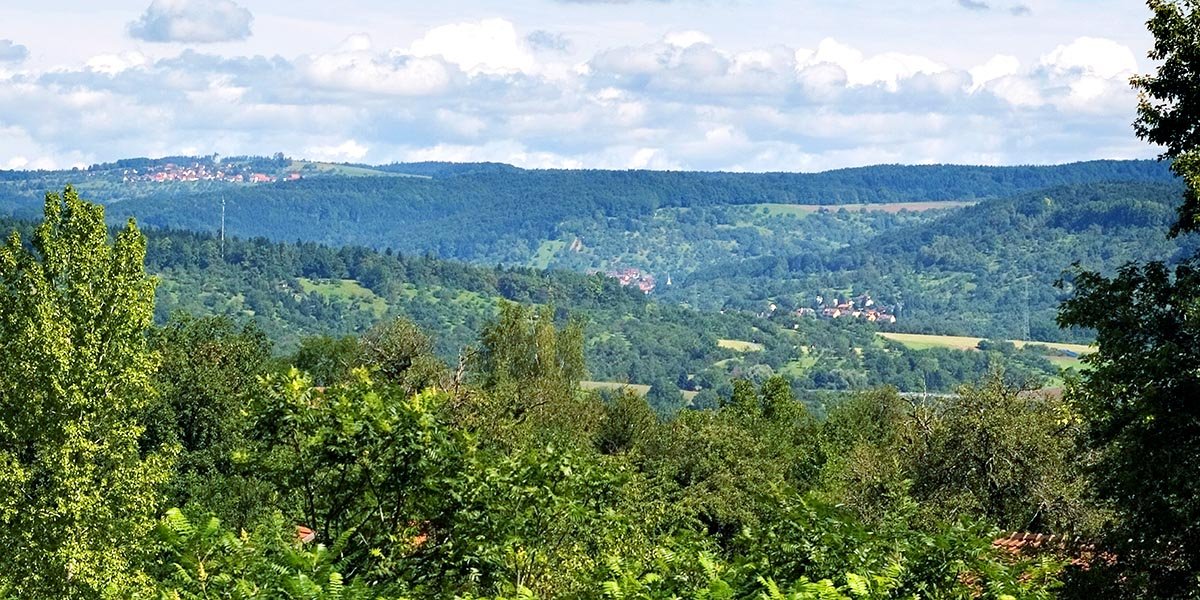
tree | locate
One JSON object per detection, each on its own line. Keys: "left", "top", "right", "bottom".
{"left": 1056, "top": 2, "right": 1200, "bottom": 595}
{"left": 1059, "top": 261, "right": 1200, "bottom": 596}
{"left": 473, "top": 302, "right": 591, "bottom": 446}
{"left": 359, "top": 316, "right": 448, "bottom": 395}
{"left": 147, "top": 314, "right": 274, "bottom": 529}
{"left": 0, "top": 187, "right": 174, "bottom": 597}
{"left": 911, "top": 374, "right": 1093, "bottom": 534}
{"left": 1131, "top": 0, "right": 1200, "bottom": 236}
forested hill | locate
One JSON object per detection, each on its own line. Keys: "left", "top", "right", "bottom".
{"left": 675, "top": 181, "right": 1199, "bottom": 341}
{"left": 0, "top": 159, "right": 1175, "bottom": 261}
{"left": 0, "top": 214, "right": 1082, "bottom": 402}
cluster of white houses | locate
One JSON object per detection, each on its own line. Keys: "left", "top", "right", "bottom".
{"left": 122, "top": 162, "right": 302, "bottom": 185}
{"left": 798, "top": 293, "right": 898, "bottom": 324}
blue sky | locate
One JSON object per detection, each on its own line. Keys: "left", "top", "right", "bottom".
{"left": 0, "top": 0, "right": 1160, "bottom": 171}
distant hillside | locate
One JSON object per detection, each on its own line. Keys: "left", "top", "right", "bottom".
{"left": 675, "top": 181, "right": 1199, "bottom": 341}
{"left": 0, "top": 214, "right": 1079, "bottom": 401}
{"left": 0, "top": 159, "right": 1167, "bottom": 260}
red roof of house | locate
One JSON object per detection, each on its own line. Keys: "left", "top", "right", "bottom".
{"left": 295, "top": 525, "right": 316, "bottom": 544}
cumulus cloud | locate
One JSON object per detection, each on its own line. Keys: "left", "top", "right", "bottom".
{"left": 527, "top": 30, "right": 571, "bottom": 53}
{"left": 0, "top": 15, "right": 1151, "bottom": 172}
{"left": 128, "top": 0, "right": 253, "bottom": 43}
{"left": 796, "top": 38, "right": 946, "bottom": 90}
{"left": 1039, "top": 36, "right": 1138, "bottom": 79}
{"left": 0, "top": 40, "right": 29, "bottom": 63}
{"left": 958, "top": 0, "right": 990, "bottom": 10}
{"left": 663, "top": 30, "right": 712, "bottom": 48}
{"left": 1010, "top": 4, "right": 1032, "bottom": 16}
{"left": 408, "top": 18, "right": 535, "bottom": 75}
{"left": 297, "top": 34, "right": 453, "bottom": 97}
{"left": 305, "top": 139, "right": 369, "bottom": 162}
{"left": 969, "top": 54, "right": 1020, "bottom": 92}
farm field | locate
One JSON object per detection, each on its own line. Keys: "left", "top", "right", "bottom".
{"left": 878, "top": 332, "right": 1094, "bottom": 355}
{"left": 750, "top": 201, "right": 977, "bottom": 217}
{"left": 296, "top": 277, "right": 389, "bottom": 317}
{"left": 580, "top": 381, "right": 652, "bottom": 396}
{"left": 718, "top": 339, "right": 765, "bottom": 352}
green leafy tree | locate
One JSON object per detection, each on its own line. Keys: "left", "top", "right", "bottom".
{"left": 1056, "top": 1, "right": 1200, "bottom": 596}
{"left": 0, "top": 186, "right": 174, "bottom": 597}
{"left": 911, "top": 374, "right": 1094, "bottom": 534}
{"left": 1132, "top": 0, "right": 1200, "bottom": 236}
{"left": 359, "top": 316, "right": 448, "bottom": 395}
{"left": 250, "top": 370, "right": 467, "bottom": 587}
{"left": 594, "top": 390, "right": 658, "bottom": 456}
{"left": 147, "top": 314, "right": 275, "bottom": 530}
{"left": 473, "top": 302, "right": 592, "bottom": 446}
{"left": 291, "top": 334, "right": 362, "bottom": 387}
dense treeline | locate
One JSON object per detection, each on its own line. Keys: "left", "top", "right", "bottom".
{"left": 675, "top": 182, "right": 1199, "bottom": 341}
{"left": 0, "top": 158, "right": 1173, "bottom": 262}
{"left": 0, "top": 188, "right": 1086, "bottom": 598}
{"left": 0, "top": 160, "right": 1185, "bottom": 348}
{"left": 0, "top": 208, "right": 1068, "bottom": 403}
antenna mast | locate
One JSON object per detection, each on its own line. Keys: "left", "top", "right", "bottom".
{"left": 1022, "top": 278, "right": 1031, "bottom": 341}
{"left": 220, "top": 195, "right": 226, "bottom": 257}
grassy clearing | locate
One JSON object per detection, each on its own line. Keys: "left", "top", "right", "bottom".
{"left": 877, "top": 332, "right": 1094, "bottom": 355}
{"left": 751, "top": 201, "right": 977, "bottom": 217}
{"left": 530, "top": 240, "right": 567, "bottom": 270}
{"left": 297, "top": 277, "right": 389, "bottom": 317}
{"left": 1046, "top": 356, "right": 1086, "bottom": 370}
{"left": 581, "top": 381, "right": 652, "bottom": 396}
{"left": 291, "top": 160, "right": 429, "bottom": 178}
{"left": 718, "top": 339, "right": 765, "bottom": 352}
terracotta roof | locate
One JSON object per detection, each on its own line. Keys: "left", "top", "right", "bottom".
{"left": 296, "top": 525, "right": 316, "bottom": 544}
{"left": 993, "top": 532, "right": 1108, "bottom": 569}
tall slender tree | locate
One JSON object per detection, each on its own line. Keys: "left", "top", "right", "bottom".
{"left": 0, "top": 187, "right": 173, "bottom": 597}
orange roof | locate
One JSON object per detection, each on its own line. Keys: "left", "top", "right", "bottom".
{"left": 992, "top": 532, "right": 1108, "bottom": 569}
{"left": 295, "top": 525, "right": 316, "bottom": 544}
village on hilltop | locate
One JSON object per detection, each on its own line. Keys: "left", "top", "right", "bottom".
{"left": 605, "top": 266, "right": 659, "bottom": 294}
{"left": 121, "top": 161, "right": 302, "bottom": 185}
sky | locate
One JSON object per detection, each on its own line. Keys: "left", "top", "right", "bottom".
{"left": 0, "top": 0, "right": 1162, "bottom": 171}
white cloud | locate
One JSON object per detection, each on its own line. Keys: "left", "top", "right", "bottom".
{"left": 305, "top": 140, "right": 369, "bottom": 162}
{"left": 0, "top": 17, "right": 1152, "bottom": 172}
{"left": 1040, "top": 37, "right": 1138, "bottom": 80}
{"left": 797, "top": 38, "right": 946, "bottom": 90}
{"left": 0, "top": 40, "right": 29, "bottom": 63}
{"left": 1037, "top": 37, "right": 1139, "bottom": 113}
{"left": 299, "top": 36, "right": 452, "bottom": 96}
{"left": 663, "top": 30, "right": 712, "bottom": 48}
{"left": 408, "top": 18, "right": 536, "bottom": 75}
{"left": 85, "top": 52, "right": 148, "bottom": 75}
{"left": 969, "top": 54, "right": 1019, "bottom": 92}
{"left": 128, "top": 0, "right": 253, "bottom": 44}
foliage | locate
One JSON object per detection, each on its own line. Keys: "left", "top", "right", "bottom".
{"left": 147, "top": 313, "right": 276, "bottom": 529}
{"left": 1059, "top": 260, "right": 1200, "bottom": 597}
{"left": 249, "top": 371, "right": 467, "bottom": 587}
{"left": 1052, "top": 1, "right": 1200, "bottom": 596}
{"left": 1132, "top": 0, "right": 1200, "bottom": 235}
{"left": 152, "top": 508, "right": 373, "bottom": 599}
{"left": 0, "top": 187, "right": 175, "bottom": 597}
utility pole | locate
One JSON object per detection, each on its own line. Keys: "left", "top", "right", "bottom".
{"left": 1022, "top": 277, "right": 1031, "bottom": 341}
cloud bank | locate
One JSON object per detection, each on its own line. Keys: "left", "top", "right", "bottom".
{"left": 128, "top": 0, "right": 253, "bottom": 44}
{"left": 0, "top": 14, "right": 1150, "bottom": 172}
{"left": 0, "top": 40, "right": 29, "bottom": 63}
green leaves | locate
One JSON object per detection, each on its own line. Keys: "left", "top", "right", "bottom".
{"left": 152, "top": 508, "right": 370, "bottom": 599}
{"left": 0, "top": 186, "right": 173, "bottom": 598}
